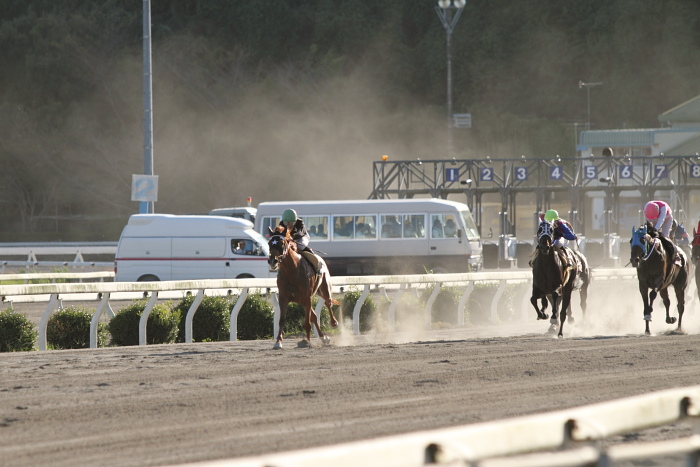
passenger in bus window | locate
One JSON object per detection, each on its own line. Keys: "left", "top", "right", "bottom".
{"left": 403, "top": 220, "right": 417, "bottom": 238}
{"left": 444, "top": 218, "right": 457, "bottom": 237}
{"left": 309, "top": 225, "right": 317, "bottom": 237}
{"left": 432, "top": 218, "right": 443, "bottom": 238}
{"left": 317, "top": 223, "right": 326, "bottom": 238}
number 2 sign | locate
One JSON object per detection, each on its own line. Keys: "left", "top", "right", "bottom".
{"left": 132, "top": 174, "right": 159, "bottom": 202}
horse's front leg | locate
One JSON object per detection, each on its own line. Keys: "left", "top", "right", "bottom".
{"left": 674, "top": 284, "right": 686, "bottom": 331}
{"left": 641, "top": 283, "right": 654, "bottom": 335}
{"left": 530, "top": 287, "right": 548, "bottom": 320}
{"left": 548, "top": 293, "right": 560, "bottom": 334}
{"left": 274, "top": 297, "right": 289, "bottom": 349}
{"left": 558, "top": 291, "right": 573, "bottom": 338}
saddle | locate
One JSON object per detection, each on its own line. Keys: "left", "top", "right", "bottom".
{"left": 658, "top": 235, "right": 683, "bottom": 267}
{"left": 299, "top": 249, "right": 324, "bottom": 276}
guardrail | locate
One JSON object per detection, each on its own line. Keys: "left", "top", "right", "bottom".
{"left": 185, "top": 384, "right": 700, "bottom": 467}
{"left": 0, "top": 268, "right": 640, "bottom": 351}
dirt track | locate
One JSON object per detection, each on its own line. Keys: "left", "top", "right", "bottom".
{"left": 3, "top": 313, "right": 700, "bottom": 467}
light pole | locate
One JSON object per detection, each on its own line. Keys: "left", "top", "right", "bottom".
{"left": 435, "top": 0, "right": 467, "bottom": 157}
{"left": 578, "top": 81, "right": 602, "bottom": 131}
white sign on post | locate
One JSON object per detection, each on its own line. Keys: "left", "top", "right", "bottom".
{"left": 131, "top": 174, "right": 159, "bottom": 202}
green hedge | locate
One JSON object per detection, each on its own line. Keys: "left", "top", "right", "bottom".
{"left": 235, "top": 293, "right": 274, "bottom": 340}
{"left": 108, "top": 300, "right": 180, "bottom": 346}
{"left": 173, "top": 294, "right": 232, "bottom": 343}
{"left": 0, "top": 308, "right": 37, "bottom": 352}
{"left": 47, "top": 306, "right": 108, "bottom": 349}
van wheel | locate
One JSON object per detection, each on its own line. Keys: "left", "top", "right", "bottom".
{"left": 137, "top": 274, "right": 160, "bottom": 282}
{"left": 236, "top": 274, "right": 254, "bottom": 279}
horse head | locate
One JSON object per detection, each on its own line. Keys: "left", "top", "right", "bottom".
{"left": 630, "top": 224, "right": 651, "bottom": 268}
{"left": 692, "top": 221, "right": 700, "bottom": 262}
{"left": 536, "top": 221, "right": 553, "bottom": 254}
{"left": 267, "top": 226, "right": 292, "bottom": 270}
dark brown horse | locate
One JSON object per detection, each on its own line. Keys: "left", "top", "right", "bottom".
{"left": 629, "top": 223, "right": 688, "bottom": 335}
{"left": 267, "top": 226, "right": 339, "bottom": 349}
{"left": 530, "top": 221, "right": 590, "bottom": 337}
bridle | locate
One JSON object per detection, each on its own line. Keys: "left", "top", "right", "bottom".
{"left": 268, "top": 234, "right": 291, "bottom": 270}
{"left": 537, "top": 221, "right": 553, "bottom": 253}
{"left": 630, "top": 226, "right": 656, "bottom": 267}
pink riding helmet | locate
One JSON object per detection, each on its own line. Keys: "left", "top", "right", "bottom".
{"left": 644, "top": 202, "right": 660, "bottom": 220}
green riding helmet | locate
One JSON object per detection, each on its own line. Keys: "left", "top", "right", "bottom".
{"left": 544, "top": 209, "right": 559, "bottom": 222}
{"left": 282, "top": 209, "right": 298, "bottom": 223}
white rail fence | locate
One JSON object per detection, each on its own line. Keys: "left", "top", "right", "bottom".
{"left": 0, "top": 242, "right": 116, "bottom": 271}
{"left": 0, "top": 269, "right": 640, "bottom": 351}
{"left": 180, "top": 384, "right": 700, "bottom": 467}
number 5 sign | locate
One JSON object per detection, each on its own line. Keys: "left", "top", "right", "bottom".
{"left": 132, "top": 174, "right": 159, "bottom": 202}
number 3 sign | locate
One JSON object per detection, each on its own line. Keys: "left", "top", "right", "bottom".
{"left": 132, "top": 174, "right": 159, "bottom": 202}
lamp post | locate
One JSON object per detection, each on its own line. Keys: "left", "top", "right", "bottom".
{"left": 578, "top": 81, "right": 602, "bottom": 131}
{"left": 435, "top": 0, "right": 467, "bottom": 157}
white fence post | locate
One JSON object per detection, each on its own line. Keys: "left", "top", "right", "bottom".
{"left": 184, "top": 289, "right": 205, "bottom": 343}
{"left": 138, "top": 292, "right": 159, "bottom": 345}
{"left": 352, "top": 284, "right": 371, "bottom": 335}
{"left": 230, "top": 288, "right": 249, "bottom": 342}
{"left": 38, "top": 293, "right": 61, "bottom": 351}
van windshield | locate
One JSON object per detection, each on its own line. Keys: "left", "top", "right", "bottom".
{"left": 460, "top": 210, "right": 480, "bottom": 240}
{"left": 246, "top": 230, "right": 270, "bottom": 256}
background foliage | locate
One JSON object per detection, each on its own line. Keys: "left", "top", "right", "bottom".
{"left": 1, "top": 1, "right": 699, "bottom": 240}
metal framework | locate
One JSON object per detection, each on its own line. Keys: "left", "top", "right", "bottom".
{"left": 370, "top": 155, "right": 700, "bottom": 239}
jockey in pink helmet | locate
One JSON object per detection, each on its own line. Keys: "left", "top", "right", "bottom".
{"left": 643, "top": 200, "right": 673, "bottom": 237}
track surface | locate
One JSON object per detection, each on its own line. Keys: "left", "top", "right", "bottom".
{"left": 3, "top": 316, "right": 700, "bottom": 467}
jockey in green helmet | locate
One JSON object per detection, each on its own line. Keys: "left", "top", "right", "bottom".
{"left": 279, "top": 209, "right": 311, "bottom": 252}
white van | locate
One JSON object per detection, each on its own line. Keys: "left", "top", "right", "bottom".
{"left": 114, "top": 214, "right": 274, "bottom": 281}
{"left": 208, "top": 206, "right": 256, "bottom": 224}
{"left": 255, "top": 199, "right": 482, "bottom": 275}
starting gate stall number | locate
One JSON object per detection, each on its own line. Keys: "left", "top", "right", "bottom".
{"left": 654, "top": 164, "right": 668, "bottom": 179}
{"left": 445, "top": 168, "right": 459, "bottom": 182}
{"left": 515, "top": 167, "right": 528, "bottom": 181}
{"left": 480, "top": 167, "right": 494, "bottom": 182}
{"left": 550, "top": 166, "right": 563, "bottom": 180}
{"left": 584, "top": 166, "right": 597, "bottom": 179}
{"left": 692, "top": 164, "right": 700, "bottom": 178}
{"left": 619, "top": 165, "right": 633, "bottom": 179}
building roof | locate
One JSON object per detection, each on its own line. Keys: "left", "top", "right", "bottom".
{"left": 663, "top": 132, "right": 700, "bottom": 155}
{"left": 579, "top": 129, "right": 657, "bottom": 147}
{"left": 658, "top": 94, "right": 700, "bottom": 124}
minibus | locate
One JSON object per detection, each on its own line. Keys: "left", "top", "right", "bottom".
{"left": 114, "top": 214, "right": 274, "bottom": 281}
{"left": 255, "top": 199, "right": 482, "bottom": 275}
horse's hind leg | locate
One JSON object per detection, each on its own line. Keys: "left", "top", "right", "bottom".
{"left": 558, "top": 292, "right": 573, "bottom": 338}
{"left": 530, "top": 287, "right": 548, "bottom": 320}
{"left": 320, "top": 274, "right": 339, "bottom": 328}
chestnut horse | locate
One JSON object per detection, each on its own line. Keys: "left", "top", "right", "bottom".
{"left": 691, "top": 221, "right": 700, "bottom": 302}
{"left": 530, "top": 221, "right": 590, "bottom": 337}
{"left": 629, "top": 223, "right": 688, "bottom": 335}
{"left": 267, "top": 226, "right": 339, "bottom": 349}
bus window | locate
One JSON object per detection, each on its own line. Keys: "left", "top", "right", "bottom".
{"left": 305, "top": 216, "right": 328, "bottom": 240}
{"left": 354, "top": 215, "right": 377, "bottom": 239}
{"left": 380, "top": 215, "right": 402, "bottom": 238}
{"left": 333, "top": 216, "right": 355, "bottom": 238}
{"left": 261, "top": 216, "right": 280, "bottom": 237}
{"left": 402, "top": 214, "right": 425, "bottom": 238}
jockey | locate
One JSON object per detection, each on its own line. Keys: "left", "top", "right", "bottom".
{"left": 279, "top": 209, "right": 311, "bottom": 252}
{"left": 540, "top": 209, "right": 577, "bottom": 267}
{"left": 643, "top": 200, "right": 673, "bottom": 238}
{"left": 279, "top": 209, "right": 321, "bottom": 274}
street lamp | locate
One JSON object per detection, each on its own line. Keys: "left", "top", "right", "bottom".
{"left": 578, "top": 81, "right": 602, "bottom": 131}
{"left": 435, "top": 0, "right": 467, "bottom": 157}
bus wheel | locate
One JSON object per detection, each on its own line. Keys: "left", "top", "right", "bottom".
{"left": 137, "top": 274, "right": 160, "bottom": 282}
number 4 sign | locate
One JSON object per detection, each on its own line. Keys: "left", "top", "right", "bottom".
{"left": 132, "top": 174, "right": 159, "bottom": 202}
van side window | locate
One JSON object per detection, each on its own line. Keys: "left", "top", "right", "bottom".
{"left": 232, "top": 239, "right": 261, "bottom": 255}
{"left": 304, "top": 216, "right": 328, "bottom": 240}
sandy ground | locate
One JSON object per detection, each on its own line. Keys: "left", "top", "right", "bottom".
{"left": 3, "top": 273, "right": 700, "bottom": 466}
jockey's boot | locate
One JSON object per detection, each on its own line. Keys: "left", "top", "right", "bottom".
{"left": 528, "top": 249, "right": 539, "bottom": 267}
